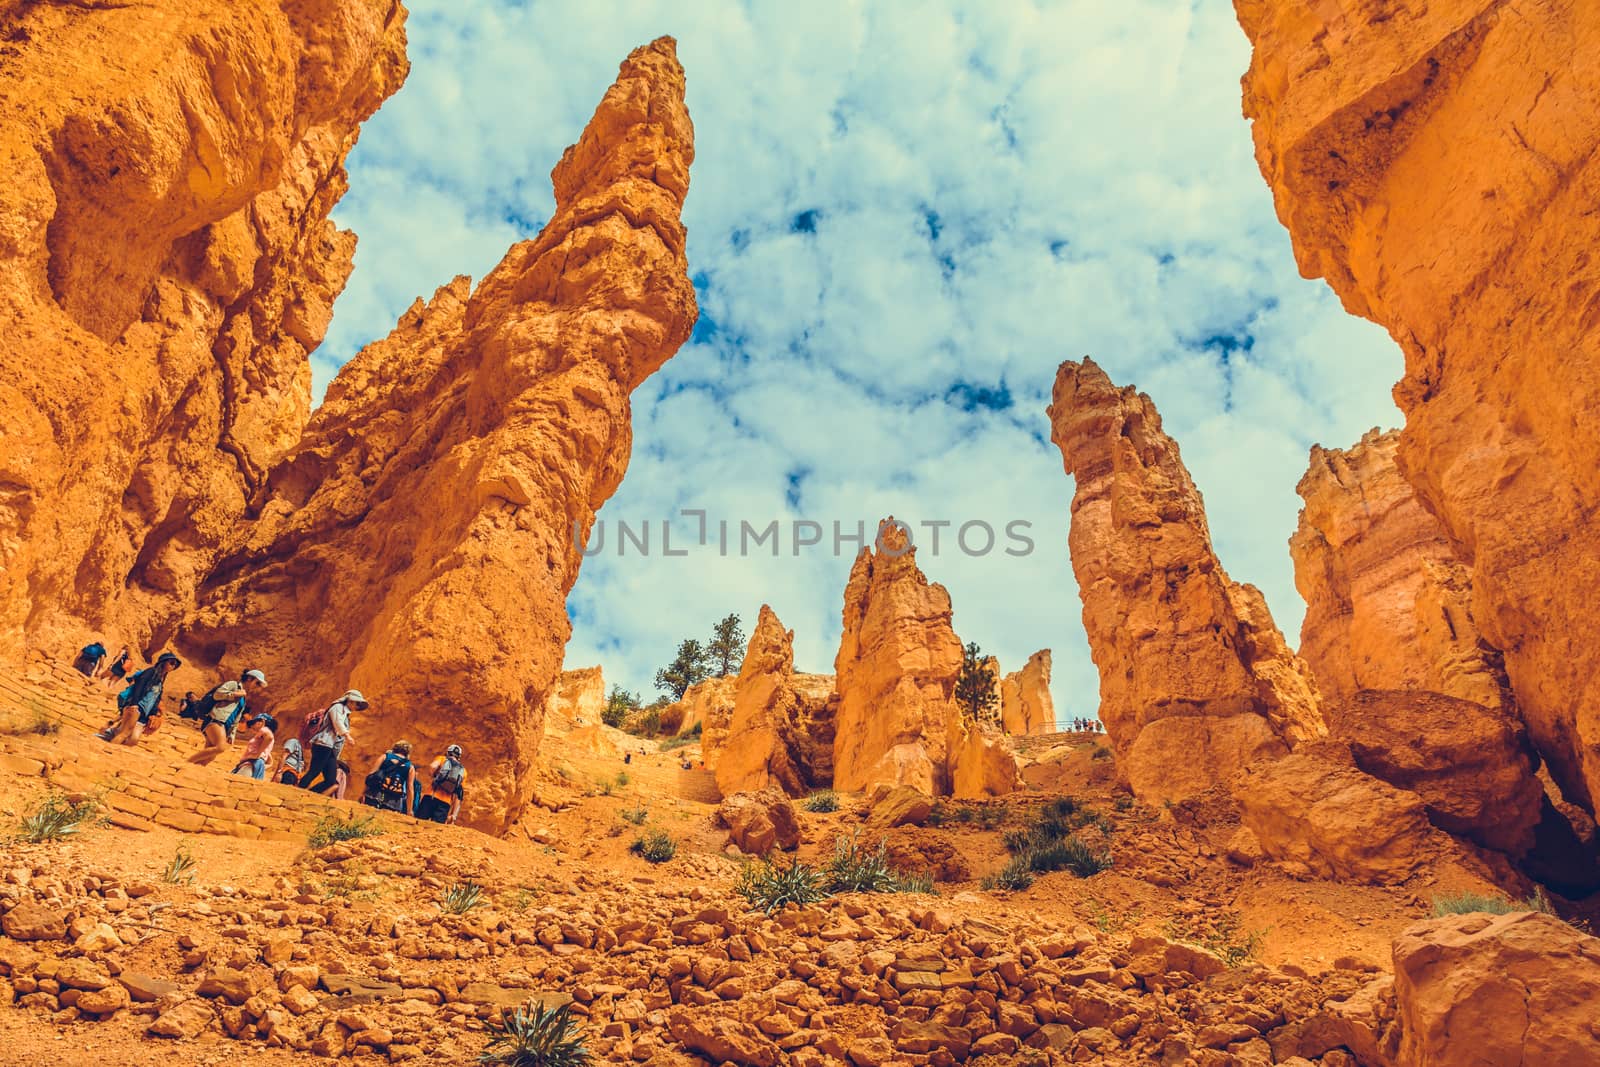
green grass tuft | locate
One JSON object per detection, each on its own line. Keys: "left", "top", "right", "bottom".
{"left": 19, "top": 794, "right": 100, "bottom": 842}
{"left": 479, "top": 1000, "right": 591, "bottom": 1066}
{"left": 629, "top": 829, "right": 676, "bottom": 863}
{"left": 802, "top": 790, "right": 839, "bottom": 813}
{"left": 734, "top": 857, "right": 828, "bottom": 914}
{"left": 307, "top": 811, "right": 383, "bottom": 849}
{"left": 441, "top": 880, "right": 486, "bottom": 914}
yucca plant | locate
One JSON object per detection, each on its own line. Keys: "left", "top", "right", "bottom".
{"left": 734, "top": 857, "right": 828, "bottom": 914}
{"left": 20, "top": 794, "right": 99, "bottom": 843}
{"left": 162, "top": 843, "right": 198, "bottom": 885}
{"left": 629, "top": 830, "right": 676, "bottom": 863}
{"left": 307, "top": 811, "right": 382, "bottom": 848}
{"left": 825, "top": 833, "right": 900, "bottom": 893}
{"left": 480, "top": 1000, "right": 590, "bottom": 1066}
{"left": 980, "top": 855, "right": 1035, "bottom": 892}
{"left": 802, "top": 789, "right": 839, "bottom": 813}
{"left": 895, "top": 870, "right": 937, "bottom": 894}
{"left": 441, "top": 880, "right": 486, "bottom": 914}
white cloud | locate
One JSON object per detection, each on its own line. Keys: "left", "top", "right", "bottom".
{"left": 322, "top": 0, "right": 1402, "bottom": 722}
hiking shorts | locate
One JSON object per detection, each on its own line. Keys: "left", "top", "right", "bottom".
{"left": 232, "top": 758, "right": 266, "bottom": 780}
{"left": 416, "top": 795, "right": 451, "bottom": 823}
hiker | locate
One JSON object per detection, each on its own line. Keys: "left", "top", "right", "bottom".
{"left": 188, "top": 680, "right": 246, "bottom": 765}
{"left": 363, "top": 740, "right": 416, "bottom": 813}
{"left": 313, "top": 759, "right": 352, "bottom": 800}
{"left": 274, "top": 737, "right": 306, "bottom": 785}
{"left": 104, "top": 645, "right": 132, "bottom": 687}
{"left": 74, "top": 641, "right": 107, "bottom": 678}
{"left": 107, "top": 652, "right": 180, "bottom": 745}
{"left": 176, "top": 691, "right": 203, "bottom": 726}
{"left": 199, "top": 668, "right": 268, "bottom": 743}
{"left": 416, "top": 744, "right": 466, "bottom": 825}
{"left": 299, "top": 690, "right": 365, "bottom": 793}
{"left": 230, "top": 713, "right": 277, "bottom": 779}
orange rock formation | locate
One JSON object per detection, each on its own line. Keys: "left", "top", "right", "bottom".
{"left": 1291, "top": 429, "right": 1512, "bottom": 712}
{"left": 184, "top": 38, "right": 697, "bottom": 831}
{"left": 1238, "top": 1, "right": 1600, "bottom": 815}
{"left": 715, "top": 606, "right": 822, "bottom": 797}
{"left": 0, "top": 0, "right": 407, "bottom": 657}
{"left": 541, "top": 666, "right": 606, "bottom": 731}
{"left": 1047, "top": 358, "right": 1323, "bottom": 802}
{"left": 999, "top": 649, "right": 1055, "bottom": 736}
{"left": 831, "top": 520, "right": 964, "bottom": 795}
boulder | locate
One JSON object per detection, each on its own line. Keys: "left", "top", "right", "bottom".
{"left": 1232, "top": 742, "right": 1436, "bottom": 884}
{"left": 1329, "top": 689, "right": 1543, "bottom": 855}
{"left": 76, "top": 982, "right": 131, "bottom": 1016}
{"left": 717, "top": 789, "right": 800, "bottom": 855}
{"left": 1047, "top": 358, "right": 1324, "bottom": 803}
{"left": 0, "top": 901, "right": 66, "bottom": 941}
{"left": 667, "top": 1008, "right": 780, "bottom": 1066}
{"left": 945, "top": 710, "right": 1020, "bottom": 800}
{"left": 1124, "top": 713, "right": 1287, "bottom": 806}
{"left": 868, "top": 785, "right": 934, "bottom": 829}
{"left": 148, "top": 998, "right": 217, "bottom": 1039}
{"left": 1392, "top": 912, "right": 1600, "bottom": 1066}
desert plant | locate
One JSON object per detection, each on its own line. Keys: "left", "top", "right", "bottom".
{"left": 162, "top": 844, "right": 198, "bottom": 885}
{"left": 441, "top": 880, "right": 486, "bottom": 914}
{"left": 1432, "top": 889, "right": 1554, "bottom": 917}
{"left": 630, "top": 830, "right": 676, "bottom": 863}
{"left": 20, "top": 794, "right": 100, "bottom": 843}
{"left": 1091, "top": 746, "right": 1113, "bottom": 761}
{"left": 1112, "top": 794, "right": 1134, "bottom": 812}
{"left": 614, "top": 771, "right": 630, "bottom": 788}
{"left": 307, "top": 811, "right": 383, "bottom": 849}
{"left": 601, "top": 686, "right": 638, "bottom": 729}
{"left": 803, "top": 790, "right": 839, "bottom": 813}
{"left": 981, "top": 855, "right": 1035, "bottom": 892}
{"left": 654, "top": 638, "right": 712, "bottom": 701}
{"left": 658, "top": 733, "right": 695, "bottom": 752}
{"left": 895, "top": 870, "right": 937, "bottom": 894}
{"left": 826, "top": 833, "right": 902, "bottom": 893}
{"left": 735, "top": 857, "right": 828, "bottom": 914}
{"left": 1029, "top": 836, "right": 1112, "bottom": 877}
{"left": 480, "top": 1000, "right": 591, "bottom": 1067}
{"left": 619, "top": 804, "right": 649, "bottom": 825}
{"left": 1166, "top": 911, "right": 1268, "bottom": 967}
{"left": 626, "top": 706, "right": 663, "bottom": 738}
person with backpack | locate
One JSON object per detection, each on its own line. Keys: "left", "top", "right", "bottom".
{"left": 74, "top": 641, "right": 107, "bottom": 678}
{"left": 229, "top": 713, "right": 277, "bottom": 779}
{"left": 274, "top": 737, "right": 307, "bottom": 785}
{"left": 417, "top": 744, "right": 466, "bottom": 824}
{"left": 103, "top": 645, "right": 132, "bottom": 688}
{"left": 299, "top": 690, "right": 365, "bottom": 793}
{"left": 188, "top": 680, "right": 245, "bottom": 765}
{"left": 106, "top": 652, "right": 180, "bottom": 745}
{"left": 364, "top": 741, "right": 416, "bottom": 813}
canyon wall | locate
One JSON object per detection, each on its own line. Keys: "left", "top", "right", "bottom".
{"left": 715, "top": 605, "right": 834, "bottom": 797}
{"left": 1047, "top": 357, "right": 1323, "bottom": 802}
{"left": 1000, "top": 649, "right": 1055, "bottom": 736}
{"left": 1237, "top": 0, "right": 1600, "bottom": 812}
{"left": 184, "top": 37, "right": 698, "bottom": 832}
{"left": 1292, "top": 429, "right": 1512, "bottom": 712}
{"left": 0, "top": 0, "right": 408, "bottom": 657}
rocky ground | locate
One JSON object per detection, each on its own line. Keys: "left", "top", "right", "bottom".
{"left": 7, "top": 672, "right": 1586, "bottom": 1066}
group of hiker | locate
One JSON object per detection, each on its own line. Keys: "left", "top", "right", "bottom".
{"left": 1067, "top": 717, "right": 1101, "bottom": 733}
{"left": 76, "top": 641, "right": 468, "bottom": 825}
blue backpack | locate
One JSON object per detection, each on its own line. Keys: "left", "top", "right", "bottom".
{"left": 82, "top": 642, "right": 106, "bottom": 661}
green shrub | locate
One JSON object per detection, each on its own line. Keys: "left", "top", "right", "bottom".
{"left": 826, "top": 834, "right": 901, "bottom": 893}
{"left": 307, "top": 811, "right": 383, "bottom": 849}
{"left": 480, "top": 1000, "right": 591, "bottom": 1066}
{"left": 1030, "top": 835, "right": 1111, "bottom": 877}
{"left": 1432, "top": 890, "right": 1553, "bottom": 917}
{"left": 619, "top": 805, "right": 649, "bottom": 825}
{"left": 895, "top": 870, "right": 937, "bottom": 894}
{"left": 1112, "top": 794, "right": 1134, "bottom": 812}
{"left": 162, "top": 844, "right": 198, "bottom": 885}
{"left": 981, "top": 855, "right": 1035, "bottom": 892}
{"left": 803, "top": 790, "right": 839, "bottom": 813}
{"left": 441, "top": 880, "right": 486, "bottom": 914}
{"left": 630, "top": 830, "right": 676, "bottom": 863}
{"left": 19, "top": 794, "right": 100, "bottom": 843}
{"left": 735, "top": 857, "right": 828, "bottom": 914}
{"left": 658, "top": 733, "right": 695, "bottom": 752}
{"left": 1091, "top": 746, "right": 1113, "bottom": 761}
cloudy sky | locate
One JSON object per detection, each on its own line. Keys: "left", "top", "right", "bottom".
{"left": 321, "top": 1, "right": 1402, "bottom": 722}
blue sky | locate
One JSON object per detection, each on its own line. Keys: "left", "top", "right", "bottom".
{"left": 320, "top": 1, "right": 1402, "bottom": 721}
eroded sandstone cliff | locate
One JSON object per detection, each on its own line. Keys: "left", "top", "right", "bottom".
{"left": 715, "top": 605, "right": 831, "bottom": 797}
{"left": 0, "top": 0, "right": 408, "bottom": 657}
{"left": 1047, "top": 357, "right": 1323, "bottom": 803}
{"left": 1237, "top": 0, "right": 1600, "bottom": 814}
{"left": 184, "top": 37, "right": 698, "bottom": 831}
{"left": 1000, "top": 649, "right": 1055, "bottom": 736}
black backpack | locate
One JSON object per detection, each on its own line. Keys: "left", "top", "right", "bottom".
{"left": 432, "top": 757, "right": 465, "bottom": 798}
{"left": 376, "top": 753, "right": 411, "bottom": 798}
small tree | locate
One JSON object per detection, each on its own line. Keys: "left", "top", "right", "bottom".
{"left": 654, "top": 639, "right": 711, "bottom": 700}
{"left": 707, "top": 613, "right": 746, "bottom": 676}
{"left": 601, "top": 685, "right": 638, "bottom": 729}
{"left": 954, "top": 641, "right": 999, "bottom": 726}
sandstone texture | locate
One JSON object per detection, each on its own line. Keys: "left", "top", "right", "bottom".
{"left": 672, "top": 676, "right": 739, "bottom": 755}
{"left": 0, "top": 0, "right": 408, "bottom": 657}
{"left": 1328, "top": 689, "right": 1543, "bottom": 856}
{"left": 184, "top": 38, "right": 698, "bottom": 832}
{"left": 715, "top": 606, "right": 831, "bottom": 798}
{"left": 1232, "top": 741, "right": 1435, "bottom": 885}
{"left": 945, "top": 713, "right": 1020, "bottom": 801}
{"left": 1392, "top": 911, "right": 1600, "bottom": 1067}
{"left": 715, "top": 788, "right": 800, "bottom": 855}
{"left": 831, "top": 520, "right": 962, "bottom": 794}
{"left": 1238, "top": 0, "right": 1600, "bottom": 815}
{"left": 999, "top": 650, "right": 1055, "bottom": 736}
{"left": 1291, "top": 429, "right": 1513, "bottom": 713}
{"left": 1048, "top": 358, "right": 1323, "bottom": 801}
{"left": 541, "top": 666, "right": 606, "bottom": 731}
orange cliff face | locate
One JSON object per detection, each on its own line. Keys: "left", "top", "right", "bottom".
{"left": 1047, "top": 358, "right": 1323, "bottom": 803}
{"left": 1237, "top": 0, "right": 1600, "bottom": 813}
{"left": 0, "top": 0, "right": 408, "bottom": 657}
{"left": 182, "top": 38, "right": 698, "bottom": 833}
{"left": 1291, "top": 429, "right": 1513, "bottom": 713}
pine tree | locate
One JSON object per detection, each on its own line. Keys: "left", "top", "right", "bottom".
{"left": 954, "top": 641, "right": 999, "bottom": 726}
{"left": 601, "top": 685, "right": 638, "bottom": 728}
{"left": 654, "top": 639, "right": 711, "bottom": 700}
{"left": 707, "top": 613, "right": 746, "bottom": 676}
